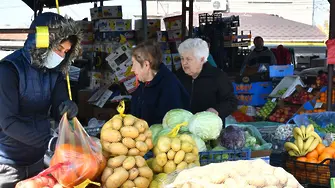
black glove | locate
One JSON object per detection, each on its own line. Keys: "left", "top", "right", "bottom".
{"left": 59, "top": 100, "right": 78, "bottom": 119}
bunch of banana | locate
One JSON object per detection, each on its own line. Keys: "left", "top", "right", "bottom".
{"left": 284, "top": 124, "right": 323, "bottom": 157}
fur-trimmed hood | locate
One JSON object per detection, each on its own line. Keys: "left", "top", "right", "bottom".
{"left": 23, "top": 12, "right": 82, "bottom": 73}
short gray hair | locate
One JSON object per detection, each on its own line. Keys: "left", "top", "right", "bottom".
{"left": 178, "top": 38, "right": 209, "bottom": 62}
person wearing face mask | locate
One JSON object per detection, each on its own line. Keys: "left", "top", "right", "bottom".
{"left": 0, "top": 12, "right": 82, "bottom": 187}
{"left": 240, "top": 36, "right": 277, "bottom": 76}
{"left": 130, "top": 40, "right": 190, "bottom": 126}
{"left": 176, "top": 38, "right": 237, "bottom": 126}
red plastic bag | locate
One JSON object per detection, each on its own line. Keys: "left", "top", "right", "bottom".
{"left": 15, "top": 163, "right": 64, "bottom": 188}
{"left": 49, "top": 114, "right": 106, "bottom": 187}
{"left": 326, "top": 39, "right": 335, "bottom": 65}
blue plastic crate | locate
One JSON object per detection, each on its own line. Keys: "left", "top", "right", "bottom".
{"left": 199, "top": 149, "right": 251, "bottom": 166}
{"left": 233, "top": 81, "right": 273, "bottom": 95}
{"left": 269, "top": 65, "right": 294, "bottom": 78}
{"left": 235, "top": 93, "right": 269, "bottom": 106}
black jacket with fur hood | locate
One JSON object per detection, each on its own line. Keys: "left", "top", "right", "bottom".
{"left": 0, "top": 12, "right": 82, "bottom": 166}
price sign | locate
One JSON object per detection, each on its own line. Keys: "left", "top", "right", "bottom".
{"left": 272, "top": 98, "right": 277, "bottom": 102}
{"left": 315, "top": 102, "right": 323, "bottom": 109}
{"left": 307, "top": 88, "right": 313, "bottom": 93}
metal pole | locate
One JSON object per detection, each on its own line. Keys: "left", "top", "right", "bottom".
{"left": 0, "top": 28, "right": 59, "bottom": 34}
{"left": 181, "top": 0, "right": 187, "bottom": 40}
{"left": 100, "top": 0, "right": 104, "bottom": 6}
{"left": 327, "top": 1, "right": 335, "bottom": 111}
{"left": 188, "top": 0, "right": 194, "bottom": 37}
{"left": 33, "top": 0, "right": 37, "bottom": 19}
{"left": 141, "top": 0, "right": 148, "bottom": 40}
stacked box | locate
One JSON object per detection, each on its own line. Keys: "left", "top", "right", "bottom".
{"left": 90, "top": 6, "right": 122, "bottom": 20}
{"left": 233, "top": 81, "right": 273, "bottom": 106}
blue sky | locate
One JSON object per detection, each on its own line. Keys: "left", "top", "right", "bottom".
{"left": 0, "top": 0, "right": 330, "bottom": 27}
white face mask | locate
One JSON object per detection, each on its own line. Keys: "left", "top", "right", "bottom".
{"left": 45, "top": 51, "right": 64, "bottom": 69}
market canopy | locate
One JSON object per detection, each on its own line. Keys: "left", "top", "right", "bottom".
{"left": 21, "top": 0, "right": 112, "bottom": 9}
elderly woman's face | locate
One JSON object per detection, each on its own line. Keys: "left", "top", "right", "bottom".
{"left": 180, "top": 50, "right": 204, "bottom": 78}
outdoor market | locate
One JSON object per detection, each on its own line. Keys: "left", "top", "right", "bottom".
{"left": 1, "top": 0, "right": 335, "bottom": 187}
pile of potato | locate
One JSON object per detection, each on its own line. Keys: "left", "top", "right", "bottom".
{"left": 101, "top": 155, "right": 154, "bottom": 188}
{"left": 101, "top": 114, "right": 153, "bottom": 157}
{"left": 148, "top": 134, "right": 200, "bottom": 174}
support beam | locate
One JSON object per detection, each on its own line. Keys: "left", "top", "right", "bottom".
{"left": 141, "top": 0, "right": 148, "bottom": 40}
{"left": 181, "top": 0, "right": 187, "bottom": 40}
{"left": 188, "top": 0, "right": 194, "bottom": 37}
{"left": 327, "top": 0, "right": 335, "bottom": 111}
{"left": 181, "top": 0, "right": 194, "bottom": 40}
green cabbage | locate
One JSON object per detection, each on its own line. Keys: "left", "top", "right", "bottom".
{"left": 162, "top": 109, "right": 193, "bottom": 133}
{"left": 191, "top": 134, "right": 207, "bottom": 152}
{"left": 188, "top": 111, "right": 223, "bottom": 141}
{"left": 150, "top": 124, "right": 163, "bottom": 144}
{"left": 153, "top": 128, "right": 172, "bottom": 145}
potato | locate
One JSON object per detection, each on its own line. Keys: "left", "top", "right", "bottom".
{"left": 171, "top": 138, "right": 181, "bottom": 152}
{"left": 167, "top": 150, "right": 176, "bottom": 160}
{"left": 181, "top": 142, "right": 193, "bottom": 153}
{"left": 176, "top": 161, "right": 188, "bottom": 170}
{"left": 139, "top": 151, "right": 146, "bottom": 156}
{"left": 121, "top": 180, "right": 135, "bottom": 188}
{"left": 157, "top": 136, "right": 171, "bottom": 153}
{"left": 164, "top": 160, "right": 176, "bottom": 174}
{"left": 123, "top": 156, "right": 136, "bottom": 170}
{"left": 134, "top": 120, "right": 146, "bottom": 133}
{"left": 195, "top": 161, "right": 200, "bottom": 166}
{"left": 134, "top": 177, "right": 150, "bottom": 188}
{"left": 123, "top": 114, "right": 136, "bottom": 126}
{"left": 101, "top": 128, "right": 122, "bottom": 143}
{"left": 184, "top": 153, "right": 196, "bottom": 163}
{"left": 156, "top": 153, "right": 168, "bottom": 166}
{"left": 101, "top": 167, "right": 113, "bottom": 183}
{"left": 102, "top": 150, "right": 110, "bottom": 158}
{"left": 122, "top": 137, "right": 136, "bottom": 148}
{"left": 136, "top": 141, "right": 148, "bottom": 152}
{"left": 152, "top": 159, "right": 163, "bottom": 173}
{"left": 179, "top": 134, "right": 195, "bottom": 145}
{"left": 192, "top": 147, "right": 199, "bottom": 156}
{"left": 145, "top": 138, "right": 153, "bottom": 150}
{"left": 109, "top": 143, "right": 128, "bottom": 155}
{"left": 108, "top": 155, "right": 127, "bottom": 168}
{"left": 146, "top": 158, "right": 153, "bottom": 169}
{"left": 135, "top": 156, "right": 146, "bottom": 168}
{"left": 120, "top": 126, "right": 139, "bottom": 138}
{"left": 136, "top": 134, "right": 146, "bottom": 142}
{"left": 128, "top": 148, "right": 140, "bottom": 156}
{"left": 174, "top": 150, "right": 185, "bottom": 164}
{"left": 153, "top": 147, "right": 161, "bottom": 156}
{"left": 128, "top": 168, "right": 139, "bottom": 180}
{"left": 105, "top": 167, "right": 129, "bottom": 188}
{"left": 144, "top": 130, "right": 152, "bottom": 138}
{"left": 101, "top": 140, "right": 111, "bottom": 151}
{"left": 138, "top": 166, "right": 153, "bottom": 179}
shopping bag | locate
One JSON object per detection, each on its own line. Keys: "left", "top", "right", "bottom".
{"left": 49, "top": 114, "right": 106, "bottom": 187}
{"left": 15, "top": 163, "right": 64, "bottom": 188}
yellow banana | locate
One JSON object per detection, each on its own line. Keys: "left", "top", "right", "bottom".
{"left": 305, "top": 124, "right": 314, "bottom": 138}
{"left": 288, "top": 150, "right": 299, "bottom": 157}
{"left": 284, "top": 142, "right": 300, "bottom": 154}
{"left": 301, "top": 125, "right": 306, "bottom": 139}
{"left": 296, "top": 136, "right": 304, "bottom": 152}
{"left": 294, "top": 127, "right": 303, "bottom": 138}
{"left": 303, "top": 137, "right": 315, "bottom": 152}
{"left": 310, "top": 132, "right": 322, "bottom": 143}
{"left": 306, "top": 139, "right": 320, "bottom": 153}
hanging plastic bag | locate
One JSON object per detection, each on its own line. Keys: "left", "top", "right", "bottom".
{"left": 49, "top": 114, "right": 106, "bottom": 187}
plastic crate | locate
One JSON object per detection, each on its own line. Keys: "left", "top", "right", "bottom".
{"left": 269, "top": 65, "right": 294, "bottom": 78}
{"left": 84, "top": 126, "right": 102, "bottom": 137}
{"left": 233, "top": 81, "right": 273, "bottom": 94}
{"left": 284, "top": 154, "right": 335, "bottom": 187}
{"left": 199, "top": 149, "right": 251, "bottom": 166}
{"left": 236, "top": 93, "right": 270, "bottom": 106}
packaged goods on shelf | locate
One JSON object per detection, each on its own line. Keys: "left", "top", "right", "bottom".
{"left": 90, "top": 6, "right": 122, "bottom": 20}
{"left": 96, "top": 19, "right": 132, "bottom": 32}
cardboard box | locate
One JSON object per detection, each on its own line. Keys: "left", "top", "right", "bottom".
{"left": 123, "top": 76, "right": 138, "bottom": 93}
{"left": 164, "top": 16, "right": 182, "bottom": 30}
{"left": 93, "top": 43, "right": 104, "bottom": 52}
{"left": 162, "top": 54, "right": 173, "bottom": 66}
{"left": 97, "top": 19, "right": 132, "bottom": 32}
{"left": 167, "top": 29, "right": 182, "bottom": 42}
{"left": 88, "top": 71, "right": 102, "bottom": 90}
{"left": 94, "top": 31, "right": 136, "bottom": 42}
{"left": 90, "top": 7, "right": 103, "bottom": 20}
{"left": 81, "top": 32, "right": 94, "bottom": 45}
{"left": 115, "top": 66, "right": 135, "bottom": 83}
{"left": 105, "top": 43, "right": 132, "bottom": 72}
{"left": 135, "top": 19, "right": 161, "bottom": 30}
{"left": 102, "top": 6, "right": 122, "bottom": 19}
{"left": 157, "top": 31, "right": 168, "bottom": 42}
{"left": 76, "top": 21, "right": 93, "bottom": 32}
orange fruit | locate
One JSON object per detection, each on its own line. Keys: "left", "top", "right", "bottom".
{"left": 322, "top": 147, "right": 335, "bottom": 155}
{"left": 297, "top": 156, "right": 307, "bottom": 162}
{"left": 306, "top": 150, "right": 318, "bottom": 159}
{"left": 307, "top": 158, "right": 318, "bottom": 163}
{"left": 318, "top": 152, "right": 332, "bottom": 164}
{"left": 330, "top": 141, "right": 335, "bottom": 149}
{"left": 315, "top": 144, "right": 326, "bottom": 155}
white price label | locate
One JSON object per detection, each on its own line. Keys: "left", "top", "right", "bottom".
{"left": 272, "top": 98, "right": 277, "bottom": 102}
{"left": 315, "top": 102, "right": 323, "bottom": 109}
{"left": 308, "top": 88, "right": 313, "bottom": 93}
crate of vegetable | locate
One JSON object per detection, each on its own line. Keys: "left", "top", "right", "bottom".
{"left": 199, "top": 149, "right": 251, "bottom": 166}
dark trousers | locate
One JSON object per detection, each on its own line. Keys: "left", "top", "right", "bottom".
{"left": 0, "top": 158, "right": 44, "bottom": 188}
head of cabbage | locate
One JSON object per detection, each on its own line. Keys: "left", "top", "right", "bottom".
{"left": 162, "top": 109, "right": 193, "bottom": 133}
{"left": 188, "top": 111, "right": 223, "bottom": 141}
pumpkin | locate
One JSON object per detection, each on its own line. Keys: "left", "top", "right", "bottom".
{"left": 50, "top": 144, "right": 103, "bottom": 187}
